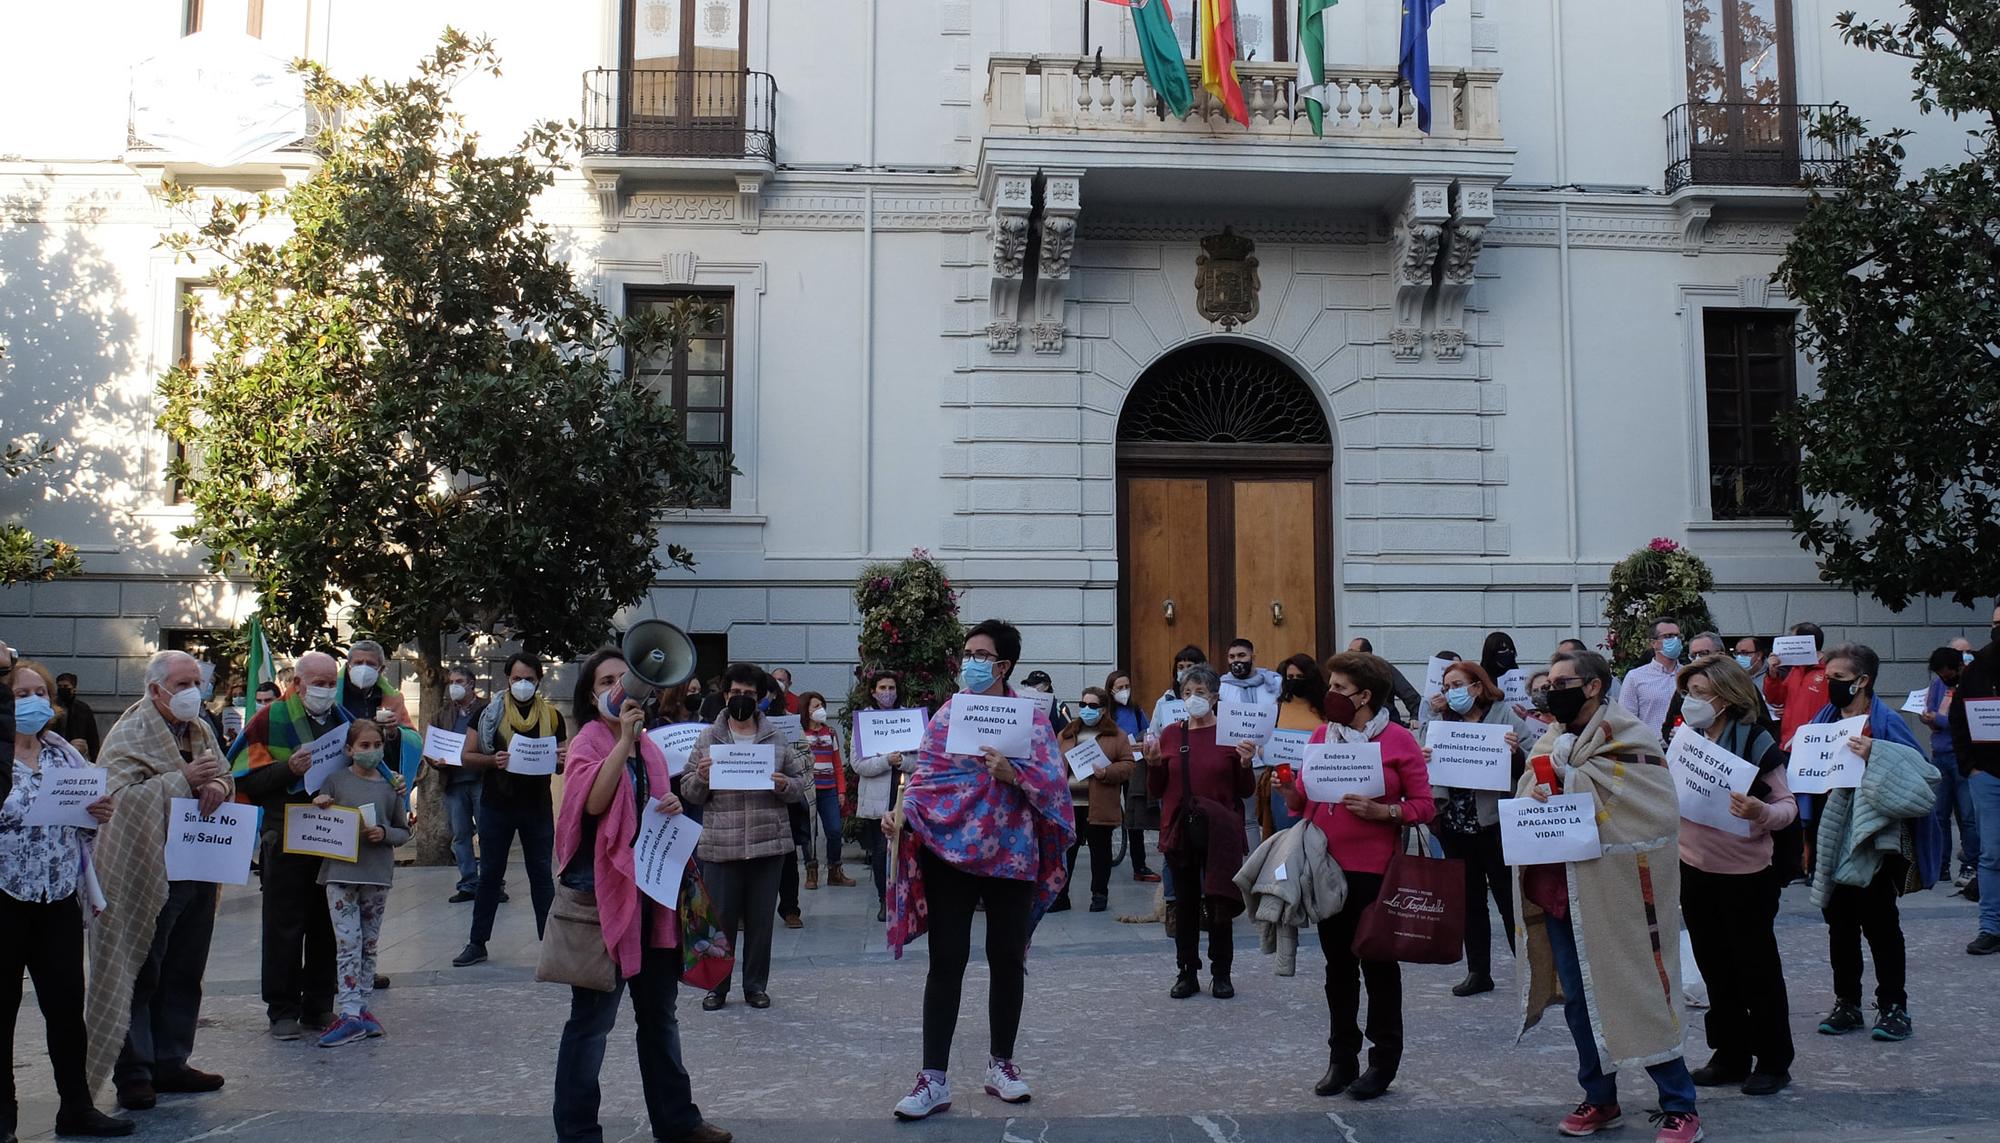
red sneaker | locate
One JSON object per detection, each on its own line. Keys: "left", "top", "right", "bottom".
{"left": 1558, "top": 1102, "right": 1623, "bottom": 1136}
{"left": 1648, "top": 1110, "right": 1703, "bottom": 1143}
{"left": 1133, "top": 871, "right": 1161, "bottom": 883}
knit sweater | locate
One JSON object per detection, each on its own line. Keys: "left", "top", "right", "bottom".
{"left": 315, "top": 766, "right": 409, "bottom": 887}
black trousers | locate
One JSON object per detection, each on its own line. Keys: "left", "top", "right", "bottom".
{"left": 115, "top": 880, "right": 218, "bottom": 1086}
{"left": 1, "top": 893, "right": 91, "bottom": 1127}
{"left": 1823, "top": 856, "right": 1908, "bottom": 1009}
{"left": 1062, "top": 822, "right": 1114, "bottom": 901}
{"left": 470, "top": 795, "right": 555, "bottom": 944}
{"left": 259, "top": 837, "right": 335, "bottom": 1023}
{"left": 1167, "top": 844, "right": 1234, "bottom": 975}
{"left": 1128, "top": 827, "right": 1154, "bottom": 873}
{"left": 1440, "top": 825, "right": 1515, "bottom": 976}
{"left": 702, "top": 854, "right": 784, "bottom": 997}
{"left": 1316, "top": 870, "right": 1402, "bottom": 1073}
{"left": 1681, "top": 862, "right": 1794, "bottom": 1074}
{"left": 917, "top": 846, "right": 1033, "bottom": 1072}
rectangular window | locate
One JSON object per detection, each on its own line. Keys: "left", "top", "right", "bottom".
{"left": 184, "top": 0, "right": 263, "bottom": 36}
{"left": 1703, "top": 309, "right": 1800, "bottom": 520}
{"left": 169, "top": 282, "right": 220, "bottom": 504}
{"left": 627, "top": 288, "right": 733, "bottom": 509}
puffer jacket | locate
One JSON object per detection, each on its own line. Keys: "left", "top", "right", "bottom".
{"left": 680, "top": 712, "right": 810, "bottom": 862}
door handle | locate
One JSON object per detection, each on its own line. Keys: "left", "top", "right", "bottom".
{"left": 1271, "top": 599, "right": 1284, "bottom": 625}
{"left": 1163, "top": 598, "right": 1176, "bottom": 623}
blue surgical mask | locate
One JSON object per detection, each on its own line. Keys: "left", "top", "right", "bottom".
{"left": 1966, "top": 651, "right": 1977, "bottom": 666}
{"left": 959, "top": 658, "right": 995, "bottom": 693}
{"left": 1734, "top": 653, "right": 1755, "bottom": 671}
{"left": 1445, "top": 685, "right": 1475, "bottom": 714}
{"left": 14, "top": 694, "right": 54, "bottom": 736}
{"left": 1661, "top": 636, "right": 1684, "bottom": 660}
{"left": 1080, "top": 706, "right": 1103, "bottom": 726}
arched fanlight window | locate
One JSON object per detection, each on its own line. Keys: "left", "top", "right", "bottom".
{"left": 1117, "top": 343, "right": 1330, "bottom": 446}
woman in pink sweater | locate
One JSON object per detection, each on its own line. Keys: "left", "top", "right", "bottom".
{"left": 1675, "top": 654, "right": 1798, "bottom": 1097}
{"left": 1281, "top": 652, "right": 1435, "bottom": 1103}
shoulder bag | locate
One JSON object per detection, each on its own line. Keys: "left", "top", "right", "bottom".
{"left": 1351, "top": 824, "right": 1466, "bottom": 965}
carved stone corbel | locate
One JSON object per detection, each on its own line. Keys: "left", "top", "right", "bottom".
{"left": 985, "top": 171, "right": 1034, "bottom": 352}
{"left": 735, "top": 174, "right": 764, "bottom": 234}
{"left": 1433, "top": 179, "right": 1496, "bottom": 360}
{"left": 1678, "top": 197, "right": 1715, "bottom": 256}
{"left": 1388, "top": 179, "right": 1450, "bottom": 362}
{"left": 593, "top": 173, "right": 623, "bottom": 232}
{"left": 1030, "top": 172, "right": 1082, "bottom": 354}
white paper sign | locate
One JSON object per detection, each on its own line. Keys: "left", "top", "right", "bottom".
{"left": 1965, "top": 698, "right": 2000, "bottom": 743}
{"left": 709, "top": 743, "right": 777, "bottom": 791}
{"left": 1789, "top": 715, "right": 1869, "bottom": 794}
{"left": 162, "top": 798, "right": 256, "bottom": 885}
{"left": 300, "top": 725, "right": 350, "bottom": 794}
{"left": 23, "top": 768, "right": 107, "bottom": 829}
{"left": 644, "top": 723, "right": 705, "bottom": 778}
{"left": 633, "top": 799, "right": 703, "bottom": 908}
{"left": 765, "top": 714, "right": 803, "bottom": 743}
{"left": 222, "top": 705, "right": 245, "bottom": 740}
{"left": 1301, "top": 742, "right": 1385, "bottom": 802}
{"left": 1901, "top": 688, "right": 1929, "bottom": 715}
{"left": 853, "top": 708, "right": 928, "bottom": 757}
{"left": 506, "top": 734, "right": 560, "bottom": 776}
{"left": 1500, "top": 793, "right": 1602, "bottom": 864}
{"left": 1216, "top": 699, "right": 1278, "bottom": 747}
{"left": 1773, "top": 635, "right": 1820, "bottom": 666}
{"left": 283, "top": 803, "right": 360, "bottom": 862}
{"left": 1266, "top": 728, "right": 1311, "bottom": 767}
{"left": 1065, "top": 736, "right": 1109, "bottom": 780}
{"left": 1158, "top": 698, "right": 1190, "bottom": 725}
{"left": 1422, "top": 656, "right": 1455, "bottom": 700}
{"left": 1498, "top": 669, "right": 1531, "bottom": 706}
{"left": 422, "top": 725, "right": 466, "bottom": 766}
{"left": 1666, "top": 726, "right": 1757, "bottom": 837}
{"left": 942, "top": 694, "right": 1038, "bottom": 758}
{"left": 1426, "top": 720, "right": 1515, "bottom": 792}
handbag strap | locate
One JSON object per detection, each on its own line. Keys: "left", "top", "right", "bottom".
{"left": 1178, "top": 725, "right": 1196, "bottom": 818}
{"left": 1399, "top": 823, "right": 1439, "bottom": 857}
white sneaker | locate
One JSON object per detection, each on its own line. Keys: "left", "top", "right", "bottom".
{"left": 983, "top": 1057, "right": 1032, "bottom": 1103}
{"left": 893, "top": 1071, "right": 952, "bottom": 1120}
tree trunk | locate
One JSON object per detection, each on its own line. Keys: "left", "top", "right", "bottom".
{"left": 410, "top": 629, "right": 456, "bottom": 866}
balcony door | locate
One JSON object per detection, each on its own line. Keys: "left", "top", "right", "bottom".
{"left": 623, "top": 0, "right": 746, "bottom": 156}
{"left": 1683, "top": 0, "right": 1797, "bottom": 185}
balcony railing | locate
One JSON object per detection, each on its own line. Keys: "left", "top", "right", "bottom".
{"left": 987, "top": 55, "right": 1502, "bottom": 144}
{"left": 581, "top": 68, "right": 776, "bottom": 163}
{"left": 1710, "top": 460, "right": 1802, "bottom": 521}
{"left": 1664, "top": 102, "right": 1853, "bottom": 192}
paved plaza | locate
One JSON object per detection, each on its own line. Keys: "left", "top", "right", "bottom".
{"left": 13, "top": 841, "right": 2000, "bottom": 1142}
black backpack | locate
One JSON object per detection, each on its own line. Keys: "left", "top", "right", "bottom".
{"left": 1730, "top": 721, "right": 1804, "bottom": 883}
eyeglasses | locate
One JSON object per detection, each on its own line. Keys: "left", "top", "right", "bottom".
{"left": 1079, "top": 702, "right": 1103, "bottom": 710}
{"left": 963, "top": 650, "right": 1000, "bottom": 662}
{"left": 1549, "top": 678, "right": 1587, "bottom": 691}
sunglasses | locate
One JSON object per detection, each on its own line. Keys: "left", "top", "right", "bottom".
{"left": 1079, "top": 702, "right": 1103, "bottom": 710}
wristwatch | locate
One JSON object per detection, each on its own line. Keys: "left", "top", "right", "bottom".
{"left": 1388, "top": 804, "right": 1402, "bottom": 824}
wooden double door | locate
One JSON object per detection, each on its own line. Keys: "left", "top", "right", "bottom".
{"left": 1119, "top": 457, "right": 1332, "bottom": 706}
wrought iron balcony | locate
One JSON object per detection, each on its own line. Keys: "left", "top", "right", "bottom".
{"left": 1710, "top": 460, "right": 1802, "bottom": 521}
{"left": 1664, "top": 102, "right": 1853, "bottom": 192}
{"left": 581, "top": 68, "right": 776, "bottom": 163}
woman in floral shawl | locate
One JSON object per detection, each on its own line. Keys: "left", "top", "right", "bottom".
{"left": 885, "top": 620, "right": 1075, "bottom": 1121}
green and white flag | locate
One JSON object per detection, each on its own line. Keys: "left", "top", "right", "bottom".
{"left": 1297, "top": 0, "right": 1333, "bottom": 136}
{"left": 245, "top": 613, "right": 275, "bottom": 695}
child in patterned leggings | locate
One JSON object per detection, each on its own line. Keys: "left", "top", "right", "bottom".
{"left": 313, "top": 719, "right": 409, "bottom": 1047}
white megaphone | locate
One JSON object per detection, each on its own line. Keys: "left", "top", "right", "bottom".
{"left": 611, "top": 619, "right": 697, "bottom": 709}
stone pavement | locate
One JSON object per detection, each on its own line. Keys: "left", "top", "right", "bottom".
{"left": 13, "top": 840, "right": 2000, "bottom": 1143}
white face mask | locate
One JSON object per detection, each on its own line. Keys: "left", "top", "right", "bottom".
{"left": 1113, "top": 688, "right": 1132, "bottom": 705}
{"left": 303, "top": 684, "right": 337, "bottom": 715}
{"left": 167, "top": 685, "right": 205, "bottom": 722}
{"left": 1679, "top": 695, "right": 1719, "bottom": 731}
{"left": 447, "top": 683, "right": 468, "bottom": 702}
{"left": 510, "top": 679, "right": 538, "bottom": 702}
{"left": 348, "top": 664, "right": 381, "bottom": 689}
{"left": 1183, "top": 694, "right": 1213, "bottom": 720}
{"left": 811, "top": 706, "right": 828, "bottom": 724}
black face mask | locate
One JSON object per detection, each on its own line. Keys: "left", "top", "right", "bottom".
{"left": 1546, "top": 684, "right": 1591, "bottom": 726}
{"left": 56, "top": 686, "right": 75, "bottom": 703}
{"left": 1828, "top": 677, "right": 1861, "bottom": 710}
{"left": 1494, "top": 650, "right": 1518, "bottom": 672}
{"left": 1280, "top": 679, "right": 1299, "bottom": 700}
{"left": 727, "top": 694, "right": 758, "bottom": 722}
{"left": 1229, "top": 662, "right": 1254, "bottom": 680}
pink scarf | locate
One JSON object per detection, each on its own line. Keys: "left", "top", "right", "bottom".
{"left": 555, "top": 719, "right": 676, "bottom": 979}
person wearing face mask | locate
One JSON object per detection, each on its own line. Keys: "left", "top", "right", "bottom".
{"left": 229, "top": 650, "right": 349, "bottom": 1038}
{"left": 1419, "top": 660, "right": 1525, "bottom": 998}
{"left": 428, "top": 666, "right": 488, "bottom": 903}
{"left": 886, "top": 620, "right": 1074, "bottom": 1120}
{"left": 1477, "top": 631, "right": 1522, "bottom": 698}
{"left": 4, "top": 657, "right": 130, "bottom": 1139}
{"left": 1618, "top": 617, "right": 1687, "bottom": 733}
{"left": 1219, "top": 638, "right": 1283, "bottom": 708}
{"left": 1056, "top": 687, "right": 1137, "bottom": 914}
{"left": 1256, "top": 655, "right": 1326, "bottom": 839}
{"left": 1672, "top": 655, "right": 1797, "bottom": 1096}
{"left": 1514, "top": 650, "right": 1701, "bottom": 1143}
{"left": 1346, "top": 639, "right": 1425, "bottom": 727}
{"left": 795, "top": 691, "right": 856, "bottom": 891}
{"left": 1732, "top": 636, "right": 1769, "bottom": 690}
{"left": 1762, "top": 622, "right": 1829, "bottom": 752}
{"left": 1103, "top": 671, "right": 1159, "bottom": 884}
{"left": 454, "top": 654, "right": 567, "bottom": 968}
{"left": 87, "top": 650, "right": 233, "bottom": 1114}
{"left": 681, "top": 664, "right": 809, "bottom": 1011}
{"left": 768, "top": 667, "right": 801, "bottom": 715}
{"left": 219, "top": 680, "right": 249, "bottom": 743}
{"left": 1920, "top": 646, "right": 1978, "bottom": 896}
{"left": 1278, "top": 653, "right": 1435, "bottom": 1102}
{"left": 1147, "top": 645, "right": 1208, "bottom": 746}
{"left": 307, "top": 719, "right": 409, "bottom": 1048}
{"left": 1654, "top": 633, "right": 1728, "bottom": 745}
{"left": 1809, "top": 643, "right": 1940, "bottom": 1042}
{"left": 49, "top": 672, "right": 102, "bottom": 762}
{"left": 1150, "top": 666, "right": 1255, "bottom": 999}
{"left": 334, "top": 640, "right": 412, "bottom": 727}
{"left": 1522, "top": 670, "right": 1558, "bottom": 740}
{"left": 852, "top": 671, "right": 910, "bottom": 920}
{"left": 1950, "top": 607, "right": 2000, "bottom": 955}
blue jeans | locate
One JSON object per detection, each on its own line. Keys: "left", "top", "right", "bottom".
{"left": 1933, "top": 754, "right": 1979, "bottom": 881}
{"left": 552, "top": 947, "right": 702, "bottom": 1143}
{"left": 1545, "top": 914, "right": 1697, "bottom": 1113}
{"left": 1971, "top": 772, "right": 2000, "bottom": 937}
{"left": 443, "top": 780, "right": 483, "bottom": 893}
{"left": 814, "top": 788, "right": 843, "bottom": 867}
{"left": 469, "top": 795, "right": 555, "bottom": 944}
{"left": 1268, "top": 788, "right": 1299, "bottom": 834}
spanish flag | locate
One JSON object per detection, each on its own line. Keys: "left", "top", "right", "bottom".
{"left": 1200, "top": 0, "right": 1248, "bottom": 126}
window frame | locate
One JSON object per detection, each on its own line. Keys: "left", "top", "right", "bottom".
{"left": 626, "top": 285, "right": 736, "bottom": 511}
{"left": 1698, "top": 306, "right": 1802, "bottom": 522}
{"left": 1683, "top": 0, "right": 1795, "bottom": 106}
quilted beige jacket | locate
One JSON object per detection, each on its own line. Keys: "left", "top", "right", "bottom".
{"left": 680, "top": 712, "right": 809, "bottom": 862}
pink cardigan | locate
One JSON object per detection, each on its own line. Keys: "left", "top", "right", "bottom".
{"left": 555, "top": 719, "right": 677, "bottom": 979}
{"left": 1290, "top": 721, "right": 1436, "bottom": 876}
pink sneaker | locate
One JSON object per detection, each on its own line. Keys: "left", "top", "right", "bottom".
{"left": 1558, "top": 1101, "right": 1623, "bottom": 1136}
{"left": 1648, "top": 1110, "right": 1703, "bottom": 1143}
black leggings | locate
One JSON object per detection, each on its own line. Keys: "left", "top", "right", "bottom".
{"left": 1, "top": 893, "right": 92, "bottom": 1125}
{"left": 1168, "top": 844, "right": 1234, "bottom": 975}
{"left": 917, "top": 847, "right": 1033, "bottom": 1072}
{"left": 1063, "top": 822, "right": 1114, "bottom": 900}
{"left": 1440, "top": 824, "right": 1515, "bottom": 975}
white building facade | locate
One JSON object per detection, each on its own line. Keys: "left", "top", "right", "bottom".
{"left": 0, "top": 0, "right": 1986, "bottom": 710}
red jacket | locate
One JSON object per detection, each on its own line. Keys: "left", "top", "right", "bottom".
{"left": 1764, "top": 663, "right": 1828, "bottom": 749}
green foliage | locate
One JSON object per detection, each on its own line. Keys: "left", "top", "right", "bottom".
{"left": 1603, "top": 538, "right": 1717, "bottom": 670}
{"left": 1774, "top": 4, "right": 2000, "bottom": 609}
{"left": 845, "top": 550, "right": 962, "bottom": 719}
{"left": 156, "top": 31, "right": 726, "bottom": 688}
{"left": 1, "top": 434, "right": 82, "bottom": 586}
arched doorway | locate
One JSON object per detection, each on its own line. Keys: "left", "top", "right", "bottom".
{"left": 1116, "top": 342, "right": 1334, "bottom": 705}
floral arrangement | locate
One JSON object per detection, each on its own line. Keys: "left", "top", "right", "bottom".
{"left": 1602, "top": 537, "right": 1718, "bottom": 671}
{"left": 847, "top": 548, "right": 962, "bottom": 721}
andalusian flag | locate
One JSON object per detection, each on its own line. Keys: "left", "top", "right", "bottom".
{"left": 1297, "top": 0, "right": 1333, "bottom": 136}
{"left": 1200, "top": 0, "right": 1248, "bottom": 126}
{"left": 244, "top": 614, "right": 275, "bottom": 696}
{"left": 1100, "top": 0, "right": 1192, "bottom": 119}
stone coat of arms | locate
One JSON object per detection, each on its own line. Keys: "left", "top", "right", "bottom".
{"left": 1195, "top": 227, "right": 1260, "bottom": 329}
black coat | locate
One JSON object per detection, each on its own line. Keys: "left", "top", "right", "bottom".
{"left": 1949, "top": 642, "right": 2000, "bottom": 778}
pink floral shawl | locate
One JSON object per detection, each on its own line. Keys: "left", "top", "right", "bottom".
{"left": 556, "top": 719, "right": 676, "bottom": 979}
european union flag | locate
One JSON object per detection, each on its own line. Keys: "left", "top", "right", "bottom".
{"left": 1399, "top": 0, "right": 1446, "bottom": 134}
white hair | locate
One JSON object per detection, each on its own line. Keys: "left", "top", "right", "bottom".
{"left": 348, "top": 639, "right": 386, "bottom": 661}
{"left": 145, "top": 649, "right": 196, "bottom": 688}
